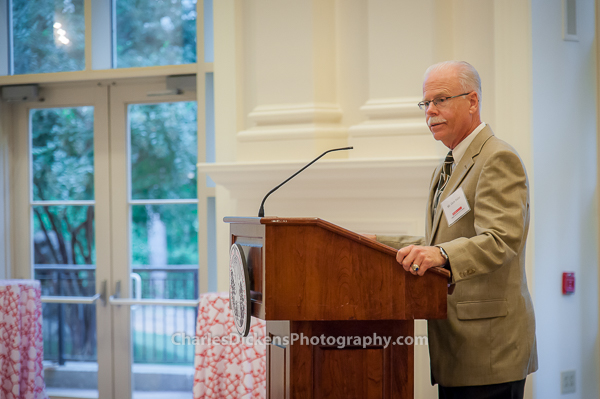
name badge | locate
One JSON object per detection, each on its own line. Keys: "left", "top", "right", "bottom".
{"left": 441, "top": 187, "right": 471, "bottom": 226}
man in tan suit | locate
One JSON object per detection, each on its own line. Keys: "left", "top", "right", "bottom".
{"left": 373, "top": 61, "right": 537, "bottom": 398}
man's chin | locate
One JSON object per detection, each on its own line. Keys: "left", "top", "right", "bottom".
{"left": 430, "top": 127, "right": 446, "bottom": 140}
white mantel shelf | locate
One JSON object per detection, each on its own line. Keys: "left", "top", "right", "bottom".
{"left": 197, "top": 156, "right": 441, "bottom": 201}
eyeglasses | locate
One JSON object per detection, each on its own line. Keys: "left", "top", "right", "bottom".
{"left": 418, "top": 92, "right": 471, "bottom": 111}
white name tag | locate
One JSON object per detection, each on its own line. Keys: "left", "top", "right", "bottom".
{"left": 441, "top": 187, "right": 471, "bottom": 226}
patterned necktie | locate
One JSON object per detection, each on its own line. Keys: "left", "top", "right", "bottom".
{"left": 432, "top": 151, "right": 454, "bottom": 216}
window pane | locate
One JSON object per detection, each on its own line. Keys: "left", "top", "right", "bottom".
{"left": 115, "top": 0, "right": 197, "bottom": 68}
{"left": 37, "top": 266, "right": 97, "bottom": 363}
{"left": 131, "top": 204, "right": 198, "bottom": 266}
{"left": 132, "top": 305, "right": 196, "bottom": 366}
{"left": 40, "top": 303, "right": 97, "bottom": 363}
{"left": 30, "top": 103, "right": 97, "bottom": 393}
{"left": 31, "top": 107, "right": 94, "bottom": 201}
{"left": 130, "top": 102, "right": 197, "bottom": 200}
{"left": 33, "top": 205, "right": 95, "bottom": 265}
{"left": 12, "top": 0, "right": 85, "bottom": 74}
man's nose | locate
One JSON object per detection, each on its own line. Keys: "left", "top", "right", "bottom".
{"left": 426, "top": 103, "right": 438, "bottom": 116}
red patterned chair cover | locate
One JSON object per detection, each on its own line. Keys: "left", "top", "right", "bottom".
{"left": 0, "top": 280, "right": 47, "bottom": 399}
{"left": 193, "top": 292, "right": 266, "bottom": 399}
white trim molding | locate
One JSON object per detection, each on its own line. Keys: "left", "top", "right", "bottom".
{"left": 237, "top": 124, "right": 347, "bottom": 142}
{"left": 247, "top": 102, "right": 342, "bottom": 125}
{"left": 358, "top": 97, "right": 424, "bottom": 120}
{"left": 237, "top": 102, "right": 347, "bottom": 161}
{"left": 348, "top": 97, "right": 441, "bottom": 159}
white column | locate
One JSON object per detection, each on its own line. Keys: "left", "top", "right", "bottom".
{"left": 214, "top": 0, "right": 242, "bottom": 291}
{"left": 237, "top": 0, "right": 346, "bottom": 161}
{"left": 348, "top": 0, "right": 444, "bottom": 159}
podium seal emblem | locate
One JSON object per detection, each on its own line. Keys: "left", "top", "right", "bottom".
{"left": 229, "top": 243, "right": 251, "bottom": 336}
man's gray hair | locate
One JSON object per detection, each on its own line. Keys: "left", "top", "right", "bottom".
{"left": 424, "top": 61, "right": 482, "bottom": 107}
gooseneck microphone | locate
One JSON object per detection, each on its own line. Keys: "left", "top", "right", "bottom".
{"left": 258, "top": 146, "right": 353, "bottom": 217}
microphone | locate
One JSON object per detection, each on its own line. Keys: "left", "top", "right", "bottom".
{"left": 258, "top": 147, "right": 353, "bottom": 217}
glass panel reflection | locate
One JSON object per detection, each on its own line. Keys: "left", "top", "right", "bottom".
{"left": 31, "top": 104, "right": 97, "bottom": 394}
{"left": 132, "top": 304, "right": 196, "bottom": 397}
{"left": 129, "top": 102, "right": 198, "bottom": 200}
{"left": 39, "top": 301, "right": 97, "bottom": 363}
{"left": 31, "top": 107, "right": 94, "bottom": 201}
{"left": 33, "top": 206, "right": 95, "bottom": 265}
{"left": 132, "top": 304, "right": 196, "bottom": 364}
{"left": 131, "top": 204, "right": 198, "bottom": 266}
{"left": 12, "top": 0, "right": 85, "bottom": 74}
{"left": 36, "top": 269, "right": 98, "bottom": 394}
{"left": 115, "top": 0, "right": 197, "bottom": 68}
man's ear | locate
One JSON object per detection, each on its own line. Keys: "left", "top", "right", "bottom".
{"left": 469, "top": 92, "right": 479, "bottom": 114}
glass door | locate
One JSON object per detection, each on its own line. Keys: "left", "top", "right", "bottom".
{"left": 108, "top": 79, "right": 204, "bottom": 399}
{"left": 11, "top": 77, "right": 209, "bottom": 399}
{"left": 12, "top": 83, "right": 112, "bottom": 398}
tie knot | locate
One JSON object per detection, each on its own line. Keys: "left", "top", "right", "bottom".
{"left": 445, "top": 151, "right": 454, "bottom": 163}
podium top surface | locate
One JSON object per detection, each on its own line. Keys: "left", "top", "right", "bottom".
{"left": 224, "top": 216, "right": 450, "bottom": 279}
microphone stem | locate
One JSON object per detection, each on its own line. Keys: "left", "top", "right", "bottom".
{"left": 258, "top": 146, "right": 353, "bottom": 217}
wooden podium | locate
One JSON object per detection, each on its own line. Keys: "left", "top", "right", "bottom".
{"left": 225, "top": 217, "right": 449, "bottom": 399}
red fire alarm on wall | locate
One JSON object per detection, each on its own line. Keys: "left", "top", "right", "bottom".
{"left": 562, "top": 272, "right": 575, "bottom": 295}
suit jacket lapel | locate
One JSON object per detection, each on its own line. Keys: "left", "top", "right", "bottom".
{"left": 425, "top": 164, "right": 442, "bottom": 241}
{"left": 427, "top": 126, "right": 495, "bottom": 245}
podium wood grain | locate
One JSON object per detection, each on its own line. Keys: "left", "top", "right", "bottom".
{"left": 226, "top": 217, "right": 449, "bottom": 399}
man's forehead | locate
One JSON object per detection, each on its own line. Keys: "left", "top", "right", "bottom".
{"left": 422, "top": 82, "right": 454, "bottom": 98}
{"left": 423, "top": 72, "right": 459, "bottom": 97}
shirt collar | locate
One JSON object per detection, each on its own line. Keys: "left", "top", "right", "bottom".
{"left": 451, "top": 122, "right": 486, "bottom": 167}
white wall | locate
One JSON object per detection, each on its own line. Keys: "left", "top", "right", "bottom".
{"left": 531, "top": 0, "right": 599, "bottom": 398}
{"left": 209, "top": 0, "right": 600, "bottom": 398}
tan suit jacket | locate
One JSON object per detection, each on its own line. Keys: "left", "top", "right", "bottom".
{"left": 377, "top": 126, "right": 538, "bottom": 387}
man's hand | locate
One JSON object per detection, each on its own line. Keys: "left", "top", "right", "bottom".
{"left": 397, "top": 245, "right": 446, "bottom": 276}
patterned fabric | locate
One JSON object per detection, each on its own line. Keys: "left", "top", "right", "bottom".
{"left": 0, "top": 280, "right": 48, "bottom": 399}
{"left": 432, "top": 151, "right": 454, "bottom": 215}
{"left": 193, "top": 293, "right": 266, "bottom": 399}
